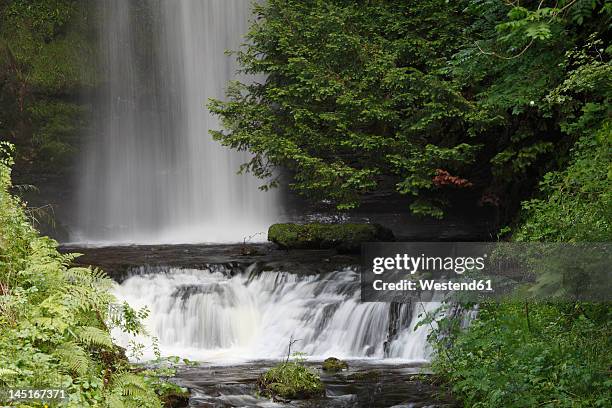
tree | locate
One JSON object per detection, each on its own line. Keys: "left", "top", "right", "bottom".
{"left": 209, "top": 0, "right": 476, "bottom": 217}
{"left": 210, "top": 0, "right": 610, "bottom": 220}
{"left": 0, "top": 0, "right": 97, "bottom": 170}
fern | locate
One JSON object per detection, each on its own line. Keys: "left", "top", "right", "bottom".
{"left": 0, "top": 147, "right": 167, "bottom": 407}
{"left": 105, "top": 393, "right": 125, "bottom": 408}
{"left": 54, "top": 342, "right": 91, "bottom": 376}
{"left": 75, "top": 326, "right": 114, "bottom": 349}
{"left": 108, "top": 372, "right": 162, "bottom": 408}
{"left": 0, "top": 367, "right": 19, "bottom": 380}
{"left": 64, "top": 267, "right": 113, "bottom": 290}
{"left": 59, "top": 252, "right": 81, "bottom": 268}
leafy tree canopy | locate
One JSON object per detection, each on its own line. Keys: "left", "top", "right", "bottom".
{"left": 0, "top": 0, "right": 97, "bottom": 169}
{"left": 210, "top": 0, "right": 611, "bottom": 218}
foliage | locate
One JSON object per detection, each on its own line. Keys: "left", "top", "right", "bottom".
{"left": 428, "top": 302, "right": 611, "bottom": 408}
{"left": 0, "top": 0, "right": 97, "bottom": 170}
{"left": 422, "top": 4, "right": 611, "bottom": 404}
{"left": 425, "top": 13, "right": 611, "bottom": 404}
{"left": 258, "top": 359, "right": 325, "bottom": 400}
{"left": 444, "top": 0, "right": 609, "bottom": 202}
{"left": 209, "top": 0, "right": 477, "bottom": 217}
{"left": 513, "top": 34, "right": 611, "bottom": 241}
{"left": 210, "top": 0, "right": 610, "bottom": 219}
{"left": 427, "top": 149, "right": 612, "bottom": 404}
{"left": 514, "top": 123, "right": 611, "bottom": 242}
{"left": 0, "top": 144, "right": 164, "bottom": 407}
{"left": 267, "top": 222, "right": 394, "bottom": 252}
{"left": 321, "top": 357, "right": 348, "bottom": 372}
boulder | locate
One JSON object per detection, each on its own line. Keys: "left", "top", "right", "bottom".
{"left": 322, "top": 357, "right": 348, "bottom": 372}
{"left": 268, "top": 223, "right": 394, "bottom": 253}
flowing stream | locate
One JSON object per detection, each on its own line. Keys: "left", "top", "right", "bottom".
{"left": 77, "top": 0, "right": 277, "bottom": 244}
{"left": 113, "top": 266, "right": 436, "bottom": 364}
{"left": 72, "top": 0, "right": 446, "bottom": 404}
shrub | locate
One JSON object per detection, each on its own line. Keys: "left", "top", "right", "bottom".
{"left": 429, "top": 302, "right": 611, "bottom": 408}
{"left": 0, "top": 144, "right": 164, "bottom": 407}
{"left": 321, "top": 357, "right": 348, "bottom": 372}
{"left": 258, "top": 362, "right": 325, "bottom": 400}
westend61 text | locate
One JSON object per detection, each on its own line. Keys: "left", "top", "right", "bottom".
{"left": 373, "top": 279, "right": 493, "bottom": 292}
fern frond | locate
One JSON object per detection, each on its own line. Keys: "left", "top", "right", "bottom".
{"left": 75, "top": 326, "right": 114, "bottom": 349}
{"left": 65, "top": 267, "right": 112, "bottom": 289}
{"left": 54, "top": 342, "right": 91, "bottom": 376}
{"left": 59, "top": 251, "right": 81, "bottom": 266}
{"left": 0, "top": 368, "right": 19, "bottom": 379}
{"left": 111, "top": 372, "right": 146, "bottom": 389}
{"left": 110, "top": 372, "right": 162, "bottom": 406}
{"left": 104, "top": 393, "right": 124, "bottom": 408}
{"left": 61, "top": 284, "right": 113, "bottom": 314}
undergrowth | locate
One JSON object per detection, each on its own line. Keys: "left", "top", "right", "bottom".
{"left": 427, "top": 123, "right": 611, "bottom": 407}
{"left": 0, "top": 141, "right": 181, "bottom": 407}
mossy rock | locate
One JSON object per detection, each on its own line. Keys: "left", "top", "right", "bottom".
{"left": 268, "top": 223, "right": 394, "bottom": 253}
{"left": 258, "top": 362, "right": 325, "bottom": 400}
{"left": 322, "top": 357, "right": 348, "bottom": 372}
{"left": 406, "top": 373, "right": 432, "bottom": 382}
{"left": 347, "top": 370, "right": 381, "bottom": 381}
{"left": 159, "top": 388, "right": 190, "bottom": 408}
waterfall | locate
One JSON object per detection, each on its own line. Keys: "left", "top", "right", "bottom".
{"left": 76, "top": 0, "right": 278, "bottom": 244}
{"left": 112, "top": 266, "right": 436, "bottom": 363}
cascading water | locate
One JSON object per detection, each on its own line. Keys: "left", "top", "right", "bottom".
{"left": 76, "top": 0, "right": 277, "bottom": 244}
{"left": 113, "top": 266, "right": 437, "bottom": 363}
{"left": 75, "top": 0, "right": 437, "bottom": 378}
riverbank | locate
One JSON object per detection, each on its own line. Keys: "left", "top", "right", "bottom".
{"left": 0, "top": 152, "right": 165, "bottom": 407}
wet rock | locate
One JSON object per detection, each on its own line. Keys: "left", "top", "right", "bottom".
{"left": 346, "top": 370, "right": 381, "bottom": 381}
{"left": 60, "top": 243, "right": 360, "bottom": 282}
{"left": 239, "top": 244, "right": 260, "bottom": 256}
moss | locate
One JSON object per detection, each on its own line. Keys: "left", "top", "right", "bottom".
{"left": 159, "top": 388, "right": 190, "bottom": 408}
{"left": 268, "top": 223, "right": 394, "bottom": 253}
{"left": 257, "top": 362, "right": 325, "bottom": 400}
{"left": 322, "top": 357, "right": 348, "bottom": 372}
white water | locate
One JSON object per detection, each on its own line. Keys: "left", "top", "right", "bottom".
{"left": 76, "top": 0, "right": 277, "bottom": 244}
{"left": 113, "top": 267, "right": 437, "bottom": 363}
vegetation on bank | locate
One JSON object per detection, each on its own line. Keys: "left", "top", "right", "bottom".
{"left": 0, "top": 145, "right": 176, "bottom": 407}
{"left": 210, "top": 0, "right": 610, "bottom": 221}
{"left": 425, "top": 124, "right": 611, "bottom": 407}
{"left": 427, "top": 74, "right": 611, "bottom": 408}
{"left": 0, "top": 0, "right": 97, "bottom": 172}
{"left": 429, "top": 301, "right": 611, "bottom": 407}
{"left": 430, "top": 137, "right": 612, "bottom": 408}
{"left": 268, "top": 222, "right": 394, "bottom": 252}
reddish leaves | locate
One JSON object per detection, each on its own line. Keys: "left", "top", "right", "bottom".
{"left": 432, "top": 169, "right": 473, "bottom": 188}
